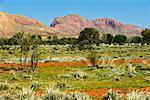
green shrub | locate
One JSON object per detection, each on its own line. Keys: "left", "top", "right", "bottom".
{"left": 59, "top": 74, "right": 74, "bottom": 79}
{"left": 43, "top": 88, "right": 65, "bottom": 100}
{"left": 0, "top": 82, "right": 9, "bottom": 91}
{"left": 103, "top": 89, "right": 120, "bottom": 100}
{"left": 23, "top": 74, "right": 32, "bottom": 80}
{"left": 31, "top": 82, "right": 40, "bottom": 91}
{"left": 54, "top": 82, "right": 69, "bottom": 90}
{"left": 17, "top": 88, "right": 34, "bottom": 100}
{"left": 71, "top": 71, "right": 89, "bottom": 79}
{"left": 127, "top": 91, "right": 150, "bottom": 100}
{"left": 43, "top": 88, "right": 91, "bottom": 100}
{"left": 86, "top": 51, "right": 98, "bottom": 67}
{"left": 66, "top": 92, "right": 91, "bottom": 100}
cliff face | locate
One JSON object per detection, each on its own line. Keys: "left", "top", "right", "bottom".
{"left": 0, "top": 12, "right": 68, "bottom": 38}
{"left": 50, "top": 14, "right": 143, "bottom": 36}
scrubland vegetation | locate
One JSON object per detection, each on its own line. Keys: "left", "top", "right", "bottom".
{"left": 0, "top": 28, "right": 150, "bottom": 99}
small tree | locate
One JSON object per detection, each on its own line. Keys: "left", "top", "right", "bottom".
{"left": 10, "top": 32, "right": 24, "bottom": 45}
{"left": 78, "top": 40, "right": 94, "bottom": 50}
{"left": 102, "top": 33, "right": 113, "bottom": 44}
{"left": 131, "top": 36, "right": 143, "bottom": 43}
{"left": 30, "top": 35, "right": 42, "bottom": 48}
{"left": 78, "top": 28, "right": 100, "bottom": 50}
{"left": 31, "top": 49, "right": 39, "bottom": 72}
{"left": 142, "top": 28, "right": 150, "bottom": 44}
{"left": 87, "top": 51, "right": 98, "bottom": 67}
{"left": 9, "top": 32, "right": 42, "bottom": 71}
{"left": 10, "top": 32, "right": 25, "bottom": 67}
{"left": 30, "top": 35, "right": 42, "bottom": 72}
{"left": 0, "top": 38, "right": 4, "bottom": 46}
{"left": 113, "top": 34, "right": 127, "bottom": 45}
{"left": 50, "top": 36, "right": 59, "bottom": 45}
{"left": 21, "top": 35, "right": 32, "bottom": 65}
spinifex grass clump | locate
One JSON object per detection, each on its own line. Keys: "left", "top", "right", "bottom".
{"left": 16, "top": 88, "right": 33, "bottom": 100}
{"left": 103, "top": 89, "right": 120, "bottom": 100}
{"left": 54, "top": 82, "right": 69, "bottom": 90}
{"left": 43, "top": 88, "right": 91, "bottom": 100}
{"left": 127, "top": 91, "right": 150, "bottom": 100}
{"left": 43, "top": 88, "right": 65, "bottom": 100}
{"left": 67, "top": 92, "right": 91, "bottom": 100}
{"left": 0, "top": 82, "right": 9, "bottom": 91}
{"left": 71, "top": 70, "right": 89, "bottom": 79}
{"left": 59, "top": 70, "right": 89, "bottom": 80}
{"left": 31, "top": 82, "right": 40, "bottom": 91}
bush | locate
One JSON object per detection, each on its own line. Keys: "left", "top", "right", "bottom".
{"left": 113, "top": 34, "right": 127, "bottom": 45}
{"left": 101, "top": 34, "right": 113, "bottom": 45}
{"left": 59, "top": 70, "right": 89, "bottom": 80}
{"left": 54, "top": 82, "right": 69, "bottom": 90}
{"left": 0, "top": 96, "right": 14, "bottom": 100}
{"left": 131, "top": 36, "right": 143, "bottom": 43}
{"left": 71, "top": 71, "right": 89, "bottom": 79}
{"left": 43, "top": 88, "right": 91, "bottom": 100}
{"left": 59, "top": 74, "right": 74, "bottom": 79}
{"left": 103, "top": 89, "right": 120, "bottom": 100}
{"left": 10, "top": 72, "right": 19, "bottom": 81}
{"left": 86, "top": 51, "right": 98, "bottom": 67}
{"left": 127, "top": 91, "right": 150, "bottom": 100}
{"left": 16, "top": 88, "right": 34, "bottom": 100}
{"left": 78, "top": 28, "right": 100, "bottom": 50}
{"left": 31, "top": 82, "right": 40, "bottom": 91}
{"left": 43, "top": 88, "right": 66, "bottom": 100}
{"left": 142, "top": 28, "right": 150, "bottom": 43}
{"left": 66, "top": 92, "right": 91, "bottom": 100}
{"left": 23, "top": 74, "right": 32, "bottom": 80}
{"left": 0, "top": 82, "right": 9, "bottom": 91}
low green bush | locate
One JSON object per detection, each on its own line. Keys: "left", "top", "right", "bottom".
{"left": 0, "top": 82, "right": 9, "bottom": 91}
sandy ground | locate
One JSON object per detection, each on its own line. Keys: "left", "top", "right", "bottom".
{"left": 65, "top": 87, "right": 150, "bottom": 99}
{"left": 0, "top": 59, "right": 150, "bottom": 67}
{"left": 0, "top": 59, "right": 150, "bottom": 99}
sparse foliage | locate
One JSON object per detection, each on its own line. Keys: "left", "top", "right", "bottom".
{"left": 102, "top": 33, "right": 113, "bottom": 45}
{"left": 142, "top": 28, "right": 150, "bottom": 44}
{"left": 131, "top": 36, "right": 143, "bottom": 43}
{"left": 78, "top": 28, "right": 100, "bottom": 50}
{"left": 113, "top": 34, "right": 127, "bottom": 44}
{"left": 87, "top": 51, "right": 98, "bottom": 67}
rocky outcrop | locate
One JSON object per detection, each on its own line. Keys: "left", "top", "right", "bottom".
{"left": 50, "top": 14, "right": 143, "bottom": 36}
{"left": 0, "top": 12, "right": 68, "bottom": 38}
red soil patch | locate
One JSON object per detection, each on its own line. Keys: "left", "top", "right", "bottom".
{"left": 0, "top": 60, "right": 150, "bottom": 67}
{"left": 65, "top": 87, "right": 150, "bottom": 99}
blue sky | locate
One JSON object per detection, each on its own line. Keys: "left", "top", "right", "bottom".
{"left": 0, "top": 0, "right": 149, "bottom": 28}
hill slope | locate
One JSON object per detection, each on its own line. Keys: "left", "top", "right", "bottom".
{"left": 50, "top": 14, "right": 143, "bottom": 36}
{"left": 0, "top": 12, "right": 68, "bottom": 38}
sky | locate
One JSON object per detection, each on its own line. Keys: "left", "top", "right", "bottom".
{"left": 0, "top": 0, "right": 150, "bottom": 28}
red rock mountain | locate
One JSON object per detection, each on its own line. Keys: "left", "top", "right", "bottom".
{"left": 0, "top": 12, "right": 143, "bottom": 38}
{"left": 50, "top": 14, "right": 143, "bottom": 36}
{"left": 0, "top": 12, "right": 68, "bottom": 38}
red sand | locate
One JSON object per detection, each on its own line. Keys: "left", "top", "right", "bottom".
{"left": 0, "top": 60, "right": 150, "bottom": 99}
{"left": 0, "top": 59, "right": 150, "bottom": 67}
{"left": 65, "top": 87, "right": 150, "bottom": 99}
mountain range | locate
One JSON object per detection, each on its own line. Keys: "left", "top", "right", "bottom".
{"left": 50, "top": 14, "right": 143, "bottom": 36}
{"left": 0, "top": 12, "right": 143, "bottom": 38}
{"left": 0, "top": 12, "right": 68, "bottom": 38}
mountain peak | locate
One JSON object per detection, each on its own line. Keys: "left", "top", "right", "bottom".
{"left": 65, "top": 14, "right": 82, "bottom": 17}
{"left": 93, "top": 18, "right": 124, "bottom": 29}
{"left": 50, "top": 14, "right": 143, "bottom": 36}
{"left": 0, "top": 12, "right": 143, "bottom": 38}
